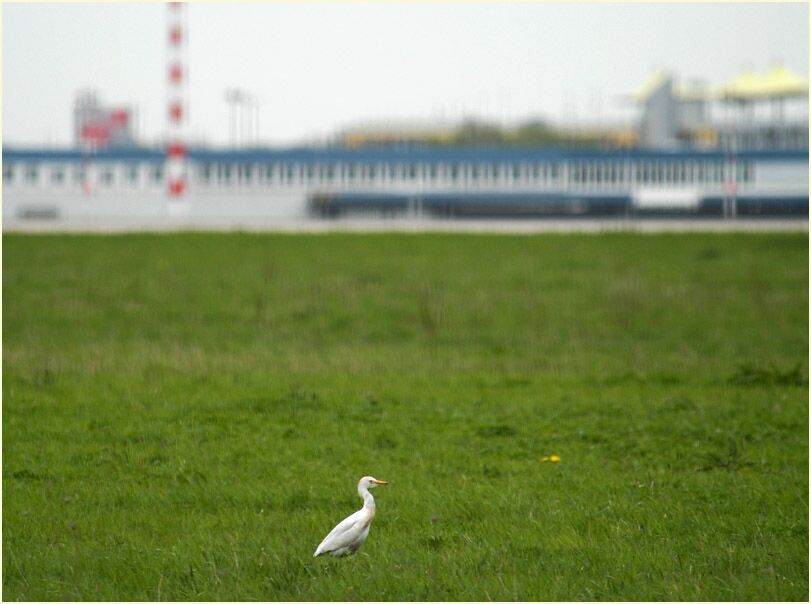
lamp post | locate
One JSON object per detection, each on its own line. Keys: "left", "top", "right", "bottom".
{"left": 225, "top": 88, "right": 246, "bottom": 148}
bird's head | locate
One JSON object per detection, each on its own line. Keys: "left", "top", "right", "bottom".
{"left": 358, "top": 476, "right": 388, "bottom": 491}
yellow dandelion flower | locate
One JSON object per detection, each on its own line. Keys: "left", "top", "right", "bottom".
{"left": 550, "top": 455, "right": 561, "bottom": 462}
{"left": 541, "top": 456, "right": 550, "bottom": 462}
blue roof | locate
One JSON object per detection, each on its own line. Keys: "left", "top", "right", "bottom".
{"left": 2, "top": 147, "right": 166, "bottom": 163}
{"left": 2, "top": 145, "right": 807, "bottom": 163}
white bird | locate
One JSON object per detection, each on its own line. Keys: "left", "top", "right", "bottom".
{"left": 313, "top": 476, "right": 389, "bottom": 557}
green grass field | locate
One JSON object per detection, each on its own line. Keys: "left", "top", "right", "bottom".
{"left": 3, "top": 232, "right": 808, "bottom": 601}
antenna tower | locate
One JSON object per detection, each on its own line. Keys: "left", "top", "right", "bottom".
{"left": 167, "top": 2, "right": 188, "bottom": 200}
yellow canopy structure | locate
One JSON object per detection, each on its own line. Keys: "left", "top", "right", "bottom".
{"left": 761, "top": 64, "right": 808, "bottom": 97}
{"left": 719, "top": 65, "right": 808, "bottom": 100}
{"left": 633, "top": 65, "right": 808, "bottom": 103}
{"left": 631, "top": 70, "right": 669, "bottom": 102}
{"left": 631, "top": 71, "right": 708, "bottom": 102}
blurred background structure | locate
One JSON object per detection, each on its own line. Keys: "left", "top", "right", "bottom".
{"left": 632, "top": 64, "right": 808, "bottom": 150}
{"left": 2, "top": 2, "right": 808, "bottom": 228}
{"left": 73, "top": 91, "right": 137, "bottom": 150}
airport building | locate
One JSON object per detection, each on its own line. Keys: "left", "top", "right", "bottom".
{"left": 633, "top": 64, "right": 808, "bottom": 150}
{"left": 4, "top": 143, "right": 807, "bottom": 227}
{"left": 332, "top": 65, "right": 809, "bottom": 153}
{"left": 2, "top": 66, "right": 807, "bottom": 228}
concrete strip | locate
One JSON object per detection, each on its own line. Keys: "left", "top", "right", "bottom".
{"left": 3, "top": 218, "right": 807, "bottom": 234}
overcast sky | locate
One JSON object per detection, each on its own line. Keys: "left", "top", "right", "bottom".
{"left": 3, "top": 2, "right": 808, "bottom": 147}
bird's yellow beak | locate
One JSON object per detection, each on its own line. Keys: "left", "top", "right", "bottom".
{"left": 372, "top": 479, "right": 389, "bottom": 485}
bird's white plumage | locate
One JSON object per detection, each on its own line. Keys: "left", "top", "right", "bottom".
{"left": 313, "top": 476, "right": 388, "bottom": 557}
{"left": 314, "top": 509, "right": 370, "bottom": 557}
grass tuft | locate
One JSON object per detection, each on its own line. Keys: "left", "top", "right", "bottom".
{"left": 730, "top": 362, "right": 806, "bottom": 386}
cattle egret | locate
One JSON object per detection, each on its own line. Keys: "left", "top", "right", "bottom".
{"left": 313, "top": 476, "right": 389, "bottom": 557}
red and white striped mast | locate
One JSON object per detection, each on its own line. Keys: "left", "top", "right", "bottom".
{"left": 166, "top": 1, "right": 188, "bottom": 201}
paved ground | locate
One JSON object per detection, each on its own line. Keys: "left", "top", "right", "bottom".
{"left": 4, "top": 217, "right": 808, "bottom": 234}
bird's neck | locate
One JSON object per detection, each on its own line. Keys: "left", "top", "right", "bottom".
{"left": 359, "top": 487, "right": 376, "bottom": 511}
